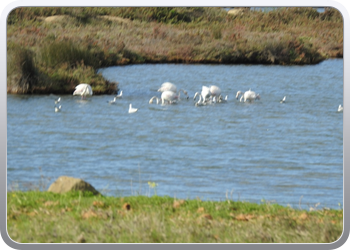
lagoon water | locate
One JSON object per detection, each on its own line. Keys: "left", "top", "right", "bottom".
{"left": 7, "top": 59, "right": 343, "bottom": 209}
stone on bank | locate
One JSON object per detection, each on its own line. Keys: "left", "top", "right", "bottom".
{"left": 48, "top": 176, "right": 100, "bottom": 195}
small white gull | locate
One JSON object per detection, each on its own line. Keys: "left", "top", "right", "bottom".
{"left": 128, "top": 103, "right": 138, "bottom": 113}
{"left": 280, "top": 96, "right": 286, "bottom": 103}
{"left": 338, "top": 104, "right": 343, "bottom": 112}
{"left": 55, "top": 105, "right": 62, "bottom": 112}
{"left": 55, "top": 97, "right": 61, "bottom": 104}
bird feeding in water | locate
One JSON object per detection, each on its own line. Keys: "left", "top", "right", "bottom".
{"left": 73, "top": 83, "right": 93, "bottom": 99}
{"left": 149, "top": 96, "right": 160, "bottom": 104}
{"left": 236, "top": 89, "right": 260, "bottom": 103}
{"left": 157, "top": 82, "right": 177, "bottom": 93}
{"left": 160, "top": 89, "right": 188, "bottom": 105}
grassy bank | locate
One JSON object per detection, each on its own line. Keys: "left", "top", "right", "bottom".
{"left": 7, "top": 191, "right": 343, "bottom": 243}
{"left": 7, "top": 7, "right": 343, "bottom": 94}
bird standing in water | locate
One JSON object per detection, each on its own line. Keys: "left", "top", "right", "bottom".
{"left": 73, "top": 83, "right": 93, "bottom": 99}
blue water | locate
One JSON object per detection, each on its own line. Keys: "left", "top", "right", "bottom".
{"left": 7, "top": 59, "right": 343, "bottom": 209}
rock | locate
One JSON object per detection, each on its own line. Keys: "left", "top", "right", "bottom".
{"left": 47, "top": 176, "right": 100, "bottom": 195}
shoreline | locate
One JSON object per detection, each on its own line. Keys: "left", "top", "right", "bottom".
{"left": 7, "top": 7, "right": 342, "bottom": 95}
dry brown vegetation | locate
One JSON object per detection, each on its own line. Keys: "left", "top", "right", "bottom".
{"left": 7, "top": 7, "right": 343, "bottom": 94}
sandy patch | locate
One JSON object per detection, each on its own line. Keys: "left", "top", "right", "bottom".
{"left": 38, "top": 15, "right": 131, "bottom": 24}
{"left": 98, "top": 15, "right": 132, "bottom": 24}
{"left": 41, "top": 15, "right": 68, "bottom": 22}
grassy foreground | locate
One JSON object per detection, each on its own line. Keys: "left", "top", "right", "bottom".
{"left": 7, "top": 7, "right": 343, "bottom": 94}
{"left": 7, "top": 191, "right": 343, "bottom": 243}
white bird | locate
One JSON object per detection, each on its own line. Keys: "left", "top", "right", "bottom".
{"left": 338, "top": 104, "right": 343, "bottom": 112}
{"left": 195, "top": 95, "right": 206, "bottom": 107}
{"left": 160, "top": 89, "right": 188, "bottom": 105}
{"left": 218, "top": 95, "right": 228, "bottom": 103}
{"left": 116, "top": 90, "right": 123, "bottom": 98}
{"left": 73, "top": 83, "right": 93, "bottom": 99}
{"left": 280, "top": 96, "right": 286, "bottom": 103}
{"left": 209, "top": 85, "right": 221, "bottom": 98}
{"left": 55, "top": 97, "right": 61, "bottom": 104}
{"left": 128, "top": 103, "right": 138, "bottom": 113}
{"left": 161, "top": 91, "right": 178, "bottom": 105}
{"left": 193, "top": 92, "right": 201, "bottom": 101}
{"left": 157, "top": 82, "right": 177, "bottom": 93}
{"left": 55, "top": 105, "right": 62, "bottom": 112}
{"left": 108, "top": 97, "right": 117, "bottom": 104}
{"left": 194, "top": 86, "right": 211, "bottom": 103}
{"left": 157, "top": 82, "right": 189, "bottom": 100}
{"left": 236, "top": 89, "right": 260, "bottom": 102}
{"left": 201, "top": 86, "right": 211, "bottom": 101}
{"left": 149, "top": 96, "right": 160, "bottom": 104}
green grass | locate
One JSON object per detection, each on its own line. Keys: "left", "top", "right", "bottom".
{"left": 6, "top": 7, "right": 343, "bottom": 94}
{"left": 7, "top": 191, "right": 343, "bottom": 243}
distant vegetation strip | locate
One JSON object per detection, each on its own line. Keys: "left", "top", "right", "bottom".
{"left": 7, "top": 191, "right": 343, "bottom": 243}
{"left": 7, "top": 7, "right": 343, "bottom": 94}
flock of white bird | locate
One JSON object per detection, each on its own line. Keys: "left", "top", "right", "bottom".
{"left": 54, "top": 82, "right": 344, "bottom": 114}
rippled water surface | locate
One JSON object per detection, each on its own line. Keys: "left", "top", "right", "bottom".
{"left": 7, "top": 59, "right": 343, "bottom": 209}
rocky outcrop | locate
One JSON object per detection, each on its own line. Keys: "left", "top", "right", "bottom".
{"left": 48, "top": 176, "right": 100, "bottom": 195}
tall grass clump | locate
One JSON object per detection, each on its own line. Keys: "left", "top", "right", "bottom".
{"left": 40, "top": 41, "right": 99, "bottom": 69}
{"left": 7, "top": 43, "right": 38, "bottom": 93}
{"left": 7, "top": 40, "right": 118, "bottom": 94}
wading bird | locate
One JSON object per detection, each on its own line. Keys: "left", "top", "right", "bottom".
{"left": 149, "top": 96, "right": 160, "bottom": 104}
{"left": 73, "top": 83, "right": 93, "bottom": 99}
{"left": 194, "top": 86, "right": 211, "bottom": 103}
{"left": 158, "top": 82, "right": 189, "bottom": 99}
{"left": 195, "top": 95, "right": 206, "bottom": 107}
{"left": 160, "top": 89, "right": 188, "bottom": 105}
{"left": 236, "top": 89, "right": 260, "bottom": 103}
{"left": 218, "top": 95, "right": 228, "bottom": 103}
{"left": 157, "top": 82, "right": 177, "bottom": 93}
{"left": 209, "top": 85, "right": 222, "bottom": 98}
